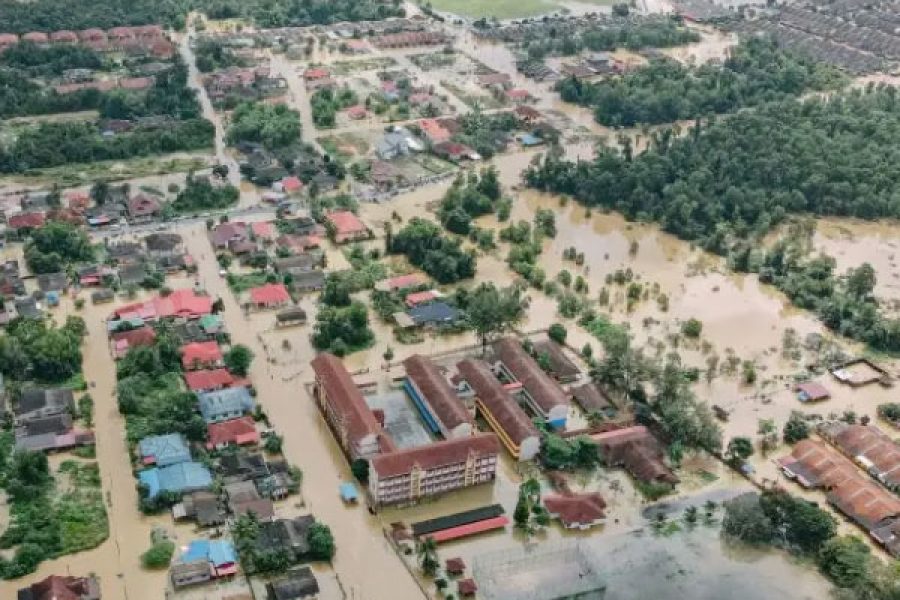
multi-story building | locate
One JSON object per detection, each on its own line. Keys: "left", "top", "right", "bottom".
{"left": 493, "top": 337, "right": 569, "bottom": 429}
{"left": 310, "top": 353, "right": 386, "bottom": 460}
{"left": 370, "top": 433, "right": 500, "bottom": 506}
{"left": 456, "top": 358, "right": 540, "bottom": 461}
{"left": 403, "top": 354, "right": 473, "bottom": 439}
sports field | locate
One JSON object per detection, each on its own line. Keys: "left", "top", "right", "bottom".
{"left": 426, "top": 0, "right": 614, "bottom": 19}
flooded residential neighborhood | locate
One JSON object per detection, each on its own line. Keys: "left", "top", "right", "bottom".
{"left": 1, "top": 0, "right": 900, "bottom": 599}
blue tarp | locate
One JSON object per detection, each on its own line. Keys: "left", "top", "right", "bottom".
{"left": 181, "top": 539, "right": 236, "bottom": 567}
{"left": 340, "top": 482, "right": 359, "bottom": 502}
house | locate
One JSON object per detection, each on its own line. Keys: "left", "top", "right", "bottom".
{"left": 210, "top": 222, "right": 249, "bottom": 250}
{"left": 91, "top": 289, "right": 115, "bottom": 304}
{"left": 106, "top": 241, "right": 142, "bottom": 264}
{"left": 15, "top": 387, "right": 74, "bottom": 423}
{"left": 198, "top": 387, "right": 255, "bottom": 423}
{"left": 139, "top": 461, "right": 213, "bottom": 498}
{"left": 266, "top": 567, "right": 320, "bottom": 600}
{"left": 303, "top": 67, "right": 329, "bottom": 81}
{"left": 405, "top": 289, "right": 440, "bottom": 307}
{"left": 433, "top": 142, "right": 477, "bottom": 162}
{"left": 403, "top": 354, "right": 472, "bottom": 438}
{"left": 138, "top": 433, "right": 191, "bottom": 467}
{"left": 477, "top": 72, "right": 511, "bottom": 88}
{"left": 7, "top": 211, "right": 45, "bottom": 232}
{"left": 17, "top": 575, "right": 101, "bottom": 600}
{"left": 310, "top": 353, "right": 386, "bottom": 460}
{"left": 493, "top": 337, "right": 570, "bottom": 428}
{"left": 370, "top": 433, "right": 499, "bottom": 506}
{"left": 273, "top": 176, "right": 304, "bottom": 195}
{"left": 274, "top": 253, "right": 323, "bottom": 273}
{"left": 560, "top": 63, "right": 595, "bottom": 79}
{"left": 591, "top": 426, "right": 678, "bottom": 485}
{"left": 419, "top": 118, "right": 451, "bottom": 143}
{"left": 249, "top": 283, "right": 291, "bottom": 309}
{"left": 797, "top": 381, "right": 831, "bottom": 403}
{"left": 456, "top": 358, "right": 540, "bottom": 461}
{"left": 110, "top": 325, "right": 156, "bottom": 359}
{"left": 112, "top": 288, "right": 211, "bottom": 321}
{"left": 145, "top": 233, "right": 183, "bottom": 256}
{"left": 506, "top": 88, "right": 532, "bottom": 103}
{"left": 532, "top": 340, "right": 580, "bottom": 383}
{"left": 257, "top": 515, "right": 316, "bottom": 561}
{"left": 515, "top": 105, "right": 541, "bottom": 122}
{"left": 126, "top": 193, "right": 161, "bottom": 223}
{"left": 232, "top": 496, "right": 276, "bottom": 521}
{"left": 370, "top": 160, "right": 405, "bottom": 190}
{"left": 325, "top": 210, "right": 369, "bottom": 244}
{"left": 251, "top": 221, "right": 277, "bottom": 242}
{"left": 170, "top": 559, "right": 212, "bottom": 589}
{"left": 172, "top": 490, "right": 226, "bottom": 527}
{"left": 0, "top": 33, "right": 19, "bottom": 48}
{"left": 15, "top": 413, "right": 94, "bottom": 452}
{"left": 458, "top": 579, "right": 478, "bottom": 597}
{"left": 571, "top": 382, "right": 616, "bottom": 418}
{"left": 218, "top": 451, "right": 270, "bottom": 482}
{"left": 375, "top": 273, "right": 427, "bottom": 292}
{"left": 407, "top": 302, "right": 459, "bottom": 327}
{"left": 289, "top": 270, "right": 326, "bottom": 293}
{"left": 346, "top": 105, "right": 367, "bottom": 120}
{"left": 445, "top": 557, "right": 466, "bottom": 576}
{"left": 543, "top": 492, "right": 607, "bottom": 529}
{"left": 206, "top": 416, "right": 260, "bottom": 450}
{"left": 22, "top": 31, "right": 49, "bottom": 44}
{"left": 276, "top": 234, "right": 321, "bottom": 254}
{"left": 37, "top": 272, "right": 68, "bottom": 293}
{"left": 820, "top": 422, "right": 900, "bottom": 489}
{"left": 117, "top": 263, "right": 148, "bottom": 287}
{"left": 276, "top": 307, "right": 307, "bottom": 327}
{"left": 184, "top": 368, "right": 240, "bottom": 393}
{"left": 181, "top": 341, "right": 223, "bottom": 370}
{"left": 376, "top": 131, "right": 411, "bottom": 160}
{"left": 76, "top": 264, "right": 113, "bottom": 287}
{"left": 173, "top": 540, "right": 238, "bottom": 586}
{"left": 14, "top": 296, "right": 43, "bottom": 320}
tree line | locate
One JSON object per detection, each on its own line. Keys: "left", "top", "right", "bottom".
{"left": 0, "top": 0, "right": 188, "bottom": 33}
{"left": 556, "top": 37, "right": 844, "bottom": 127}
{"left": 523, "top": 18, "right": 699, "bottom": 60}
{"left": 388, "top": 218, "right": 477, "bottom": 284}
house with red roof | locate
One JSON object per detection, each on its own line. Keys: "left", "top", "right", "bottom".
{"left": 433, "top": 142, "right": 477, "bottom": 162}
{"left": 325, "top": 210, "right": 369, "bottom": 244}
{"left": 126, "top": 193, "right": 161, "bottom": 223}
{"left": 50, "top": 30, "right": 79, "bottom": 44}
{"left": 506, "top": 88, "right": 532, "bottom": 103}
{"left": 276, "top": 234, "right": 321, "bottom": 253}
{"left": 0, "top": 33, "right": 19, "bottom": 48}
{"left": 181, "top": 341, "right": 223, "bottom": 370}
{"left": 543, "top": 492, "right": 607, "bottom": 529}
{"left": 250, "top": 221, "right": 276, "bottom": 242}
{"left": 304, "top": 67, "right": 329, "bottom": 81}
{"left": 184, "top": 368, "right": 243, "bottom": 393}
{"left": 274, "top": 176, "right": 303, "bottom": 195}
{"left": 419, "top": 118, "right": 451, "bottom": 143}
{"left": 375, "top": 273, "right": 427, "bottom": 292}
{"left": 119, "top": 76, "right": 154, "bottom": 91}
{"left": 346, "top": 105, "right": 367, "bottom": 120}
{"left": 112, "top": 288, "right": 212, "bottom": 322}
{"left": 8, "top": 212, "right": 45, "bottom": 231}
{"left": 22, "top": 31, "right": 49, "bottom": 44}
{"left": 249, "top": 283, "right": 291, "bottom": 309}
{"left": 110, "top": 326, "right": 157, "bottom": 359}
{"left": 210, "top": 221, "right": 249, "bottom": 250}
{"left": 405, "top": 290, "right": 440, "bottom": 307}
{"left": 206, "top": 416, "right": 260, "bottom": 450}
{"left": 16, "top": 574, "right": 100, "bottom": 600}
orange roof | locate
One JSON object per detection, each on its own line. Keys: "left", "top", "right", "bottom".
{"left": 544, "top": 492, "right": 606, "bottom": 526}
{"left": 326, "top": 210, "right": 367, "bottom": 235}
{"left": 457, "top": 358, "right": 538, "bottom": 447}
{"left": 250, "top": 221, "right": 276, "bottom": 239}
{"left": 419, "top": 118, "right": 450, "bottom": 142}
{"left": 206, "top": 416, "right": 259, "bottom": 449}
{"left": 181, "top": 341, "right": 222, "bottom": 369}
{"left": 304, "top": 68, "right": 329, "bottom": 79}
{"left": 428, "top": 516, "right": 508, "bottom": 543}
{"left": 184, "top": 368, "right": 236, "bottom": 391}
{"left": 405, "top": 290, "right": 438, "bottom": 307}
{"left": 383, "top": 273, "right": 426, "bottom": 290}
{"left": 372, "top": 433, "right": 497, "bottom": 479}
{"left": 311, "top": 353, "right": 383, "bottom": 454}
{"left": 249, "top": 283, "right": 290, "bottom": 306}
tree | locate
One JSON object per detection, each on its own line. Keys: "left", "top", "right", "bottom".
{"left": 548, "top": 323, "right": 567, "bottom": 345}
{"left": 759, "top": 489, "right": 836, "bottom": 555}
{"left": 321, "top": 273, "right": 353, "bottom": 307}
{"left": 141, "top": 540, "right": 175, "bottom": 569}
{"left": 464, "top": 283, "right": 526, "bottom": 354}
{"left": 817, "top": 536, "right": 871, "bottom": 589}
{"left": 224, "top": 344, "right": 254, "bottom": 376}
{"left": 726, "top": 436, "right": 754, "bottom": 464}
{"left": 783, "top": 411, "right": 810, "bottom": 444}
{"left": 351, "top": 458, "right": 369, "bottom": 483}
{"left": 263, "top": 433, "right": 283, "bottom": 454}
{"left": 417, "top": 536, "right": 439, "bottom": 577}
{"left": 681, "top": 318, "right": 703, "bottom": 338}
{"left": 846, "top": 263, "right": 876, "bottom": 300}
{"left": 722, "top": 492, "right": 775, "bottom": 545}
{"left": 306, "top": 522, "right": 336, "bottom": 561}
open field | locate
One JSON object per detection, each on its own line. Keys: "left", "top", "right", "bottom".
{"left": 426, "top": 0, "right": 563, "bottom": 19}
{"left": 0, "top": 154, "right": 213, "bottom": 188}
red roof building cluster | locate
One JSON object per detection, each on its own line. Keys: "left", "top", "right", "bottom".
{"left": 543, "top": 492, "right": 607, "bottom": 529}
{"left": 113, "top": 289, "right": 213, "bottom": 321}
{"left": 326, "top": 210, "right": 369, "bottom": 244}
{"left": 493, "top": 337, "right": 569, "bottom": 425}
{"left": 591, "top": 426, "right": 678, "bottom": 484}
{"left": 181, "top": 341, "right": 223, "bottom": 370}
{"left": 8, "top": 212, "right": 46, "bottom": 230}
{"left": 249, "top": 283, "right": 291, "bottom": 308}
{"left": 184, "top": 368, "right": 242, "bottom": 392}
{"left": 403, "top": 354, "right": 472, "bottom": 438}
{"left": 206, "top": 416, "right": 260, "bottom": 449}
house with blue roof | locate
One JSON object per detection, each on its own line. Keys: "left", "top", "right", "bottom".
{"left": 139, "top": 461, "right": 212, "bottom": 498}
{"left": 408, "top": 302, "right": 459, "bottom": 328}
{"left": 197, "top": 387, "right": 255, "bottom": 424}
{"left": 138, "top": 433, "right": 191, "bottom": 467}
{"left": 171, "top": 539, "right": 238, "bottom": 588}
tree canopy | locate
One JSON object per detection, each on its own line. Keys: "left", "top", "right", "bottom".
{"left": 389, "top": 218, "right": 476, "bottom": 284}
{"left": 25, "top": 221, "right": 94, "bottom": 274}
{"left": 226, "top": 101, "right": 302, "bottom": 150}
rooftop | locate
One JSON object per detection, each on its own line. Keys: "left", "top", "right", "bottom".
{"left": 457, "top": 358, "right": 538, "bottom": 447}
{"left": 372, "top": 433, "right": 499, "bottom": 479}
{"left": 494, "top": 337, "right": 568, "bottom": 415}
{"left": 403, "top": 354, "right": 471, "bottom": 432}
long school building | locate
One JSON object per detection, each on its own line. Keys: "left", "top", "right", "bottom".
{"left": 403, "top": 354, "right": 473, "bottom": 439}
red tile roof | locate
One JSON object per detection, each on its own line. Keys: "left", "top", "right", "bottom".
{"left": 110, "top": 326, "right": 156, "bottom": 355}
{"left": 311, "top": 353, "right": 383, "bottom": 454}
{"left": 249, "top": 283, "right": 290, "bottom": 306}
{"left": 184, "top": 368, "right": 237, "bottom": 392}
{"left": 181, "top": 341, "right": 223, "bottom": 369}
{"left": 419, "top": 118, "right": 450, "bottom": 142}
{"left": 506, "top": 88, "right": 531, "bottom": 99}
{"left": 494, "top": 337, "right": 568, "bottom": 415}
{"left": 372, "top": 433, "right": 498, "bottom": 479}
{"left": 405, "top": 290, "right": 438, "bottom": 307}
{"left": 304, "top": 68, "right": 329, "bottom": 80}
{"left": 543, "top": 492, "right": 606, "bottom": 527}
{"left": 381, "top": 273, "right": 426, "bottom": 291}
{"left": 797, "top": 381, "right": 830, "bottom": 401}
{"left": 326, "top": 210, "right": 367, "bottom": 236}
{"left": 403, "top": 354, "right": 471, "bottom": 432}
{"left": 458, "top": 578, "right": 478, "bottom": 596}
{"left": 591, "top": 425, "right": 677, "bottom": 484}
{"left": 251, "top": 221, "right": 276, "bottom": 240}
{"left": 8, "top": 211, "right": 45, "bottom": 229}
{"left": 280, "top": 176, "right": 303, "bottom": 193}
{"left": 206, "top": 416, "right": 259, "bottom": 449}
{"left": 23, "top": 31, "right": 49, "bottom": 43}
{"left": 831, "top": 424, "right": 900, "bottom": 487}
{"left": 429, "top": 516, "right": 508, "bottom": 543}
{"left": 21, "top": 575, "right": 96, "bottom": 600}
{"left": 457, "top": 358, "right": 538, "bottom": 447}
{"left": 127, "top": 193, "right": 160, "bottom": 217}
{"left": 114, "top": 289, "right": 212, "bottom": 321}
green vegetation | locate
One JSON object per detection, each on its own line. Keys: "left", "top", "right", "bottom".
{"left": 783, "top": 410, "right": 811, "bottom": 443}
{"left": 548, "top": 323, "right": 567, "bottom": 345}
{"left": 0, "top": 317, "right": 86, "bottom": 383}
{"left": 527, "top": 86, "right": 900, "bottom": 352}
{"left": 311, "top": 87, "right": 359, "bottom": 128}
{"left": 226, "top": 271, "right": 270, "bottom": 294}
{"left": 194, "top": 38, "right": 247, "bottom": 73}
{"left": 437, "top": 167, "right": 502, "bottom": 235}
{"left": 423, "top": 0, "right": 558, "bottom": 19}
{"left": 224, "top": 344, "right": 254, "bottom": 376}
{"left": 233, "top": 513, "right": 335, "bottom": 575}
{"left": 226, "top": 102, "right": 302, "bottom": 150}
{"left": 25, "top": 221, "right": 94, "bottom": 274}
{"left": 312, "top": 302, "right": 375, "bottom": 356}
{"left": 388, "top": 218, "right": 476, "bottom": 284}
{"left": 453, "top": 110, "right": 521, "bottom": 159}
{"left": 540, "top": 432, "right": 599, "bottom": 470}
{"left": 456, "top": 283, "right": 526, "bottom": 351}
{"left": 0, "top": 42, "right": 105, "bottom": 78}
{"left": 200, "top": 0, "right": 405, "bottom": 28}
{"left": 523, "top": 18, "right": 699, "bottom": 58}
{"left": 878, "top": 403, "right": 900, "bottom": 427}
{"left": 512, "top": 478, "right": 550, "bottom": 536}
{"left": 141, "top": 539, "right": 176, "bottom": 569}
{"left": 556, "top": 38, "right": 844, "bottom": 127}
{"left": 171, "top": 174, "right": 239, "bottom": 213}
{"left": 0, "top": 441, "right": 108, "bottom": 579}
{"left": 0, "top": 0, "right": 188, "bottom": 32}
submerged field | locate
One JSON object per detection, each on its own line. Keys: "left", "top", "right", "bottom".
{"left": 425, "top": 0, "right": 613, "bottom": 20}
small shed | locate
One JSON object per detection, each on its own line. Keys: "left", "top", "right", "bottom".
{"left": 797, "top": 381, "right": 830, "bottom": 403}
{"left": 276, "top": 307, "right": 307, "bottom": 327}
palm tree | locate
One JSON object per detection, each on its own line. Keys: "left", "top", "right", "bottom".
{"left": 417, "top": 537, "right": 439, "bottom": 577}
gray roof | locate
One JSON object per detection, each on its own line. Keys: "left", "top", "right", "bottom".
{"left": 118, "top": 263, "right": 148, "bottom": 285}
{"left": 17, "top": 387, "right": 74, "bottom": 417}
{"left": 288, "top": 270, "right": 325, "bottom": 290}
{"left": 267, "top": 567, "right": 320, "bottom": 599}
{"left": 408, "top": 302, "right": 459, "bottom": 325}
{"left": 37, "top": 272, "right": 68, "bottom": 292}
{"left": 145, "top": 232, "right": 183, "bottom": 251}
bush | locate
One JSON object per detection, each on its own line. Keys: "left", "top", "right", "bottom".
{"left": 681, "top": 318, "right": 703, "bottom": 338}
{"left": 783, "top": 411, "right": 810, "bottom": 444}
{"left": 141, "top": 540, "right": 175, "bottom": 569}
{"left": 548, "top": 323, "right": 567, "bottom": 345}
{"left": 817, "top": 536, "right": 871, "bottom": 589}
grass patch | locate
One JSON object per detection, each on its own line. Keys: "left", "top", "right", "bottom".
{"left": 425, "top": 0, "right": 561, "bottom": 19}
{"left": 441, "top": 81, "right": 505, "bottom": 109}
{"left": 318, "top": 133, "right": 370, "bottom": 163}
{"left": 329, "top": 57, "right": 397, "bottom": 75}
{"left": 0, "top": 154, "right": 211, "bottom": 187}
{"left": 227, "top": 271, "right": 271, "bottom": 294}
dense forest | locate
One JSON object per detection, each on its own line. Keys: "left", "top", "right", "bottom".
{"left": 526, "top": 86, "right": 900, "bottom": 351}
{"left": 226, "top": 102, "right": 302, "bottom": 150}
{"left": 0, "top": 42, "right": 106, "bottom": 77}
{"left": 0, "top": 0, "right": 190, "bottom": 32}
{"left": 0, "top": 69, "right": 104, "bottom": 119}
{"left": 523, "top": 19, "right": 700, "bottom": 59}
{"left": 557, "top": 37, "right": 844, "bottom": 127}
{"left": 198, "top": 0, "right": 405, "bottom": 28}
